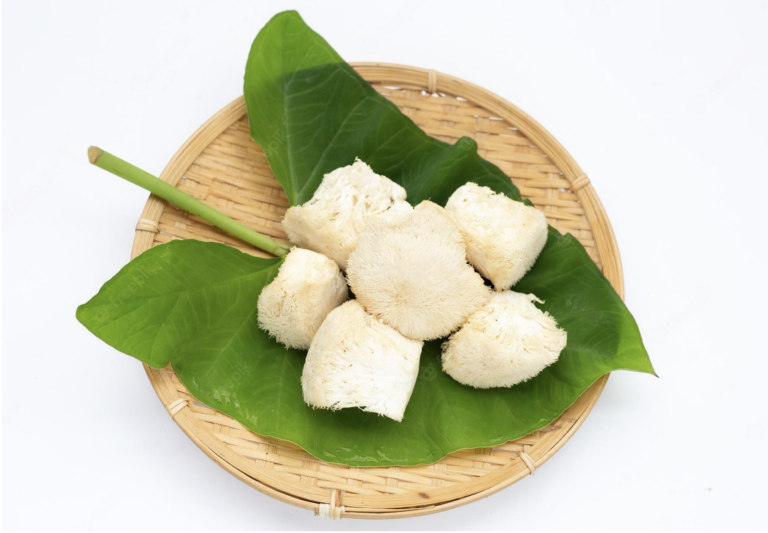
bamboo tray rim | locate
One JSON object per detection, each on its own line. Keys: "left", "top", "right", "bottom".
{"left": 130, "top": 62, "right": 622, "bottom": 519}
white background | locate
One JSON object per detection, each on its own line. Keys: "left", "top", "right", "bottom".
{"left": 3, "top": 0, "right": 768, "bottom": 530}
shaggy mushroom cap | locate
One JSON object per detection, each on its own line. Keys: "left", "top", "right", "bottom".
{"left": 301, "top": 300, "right": 423, "bottom": 422}
{"left": 445, "top": 182, "right": 548, "bottom": 289}
{"left": 257, "top": 248, "right": 348, "bottom": 350}
{"left": 441, "top": 291, "right": 567, "bottom": 388}
{"left": 346, "top": 201, "right": 492, "bottom": 341}
{"left": 282, "top": 159, "right": 409, "bottom": 270}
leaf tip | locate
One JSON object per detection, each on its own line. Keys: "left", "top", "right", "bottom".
{"left": 75, "top": 302, "right": 89, "bottom": 326}
{"left": 454, "top": 136, "right": 478, "bottom": 154}
{"left": 268, "top": 9, "right": 303, "bottom": 27}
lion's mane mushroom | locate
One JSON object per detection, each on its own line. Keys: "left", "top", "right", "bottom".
{"left": 282, "top": 159, "right": 410, "bottom": 270}
{"left": 346, "top": 201, "right": 491, "bottom": 341}
{"left": 445, "top": 183, "right": 548, "bottom": 289}
{"left": 441, "top": 291, "right": 567, "bottom": 388}
{"left": 301, "top": 300, "right": 423, "bottom": 422}
{"left": 257, "top": 248, "right": 348, "bottom": 350}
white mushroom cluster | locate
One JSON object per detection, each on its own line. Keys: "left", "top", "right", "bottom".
{"left": 446, "top": 183, "right": 548, "bottom": 289}
{"left": 257, "top": 159, "right": 568, "bottom": 422}
{"left": 441, "top": 291, "right": 567, "bottom": 388}
{"left": 257, "top": 248, "right": 348, "bottom": 350}
{"left": 282, "top": 159, "right": 410, "bottom": 270}
{"left": 347, "top": 201, "right": 491, "bottom": 341}
{"left": 301, "top": 301, "right": 422, "bottom": 422}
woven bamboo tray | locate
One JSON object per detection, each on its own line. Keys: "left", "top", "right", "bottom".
{"left": 131, "top": 63, "right": 621, "bottom": 520}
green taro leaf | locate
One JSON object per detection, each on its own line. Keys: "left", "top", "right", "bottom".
{"left": 244, "top": 12, "right": 522, "bottom": 207}
{"left": 78, "top": 10, "right": 654, "bottom": 467}
{"left": 77, "top": 236, "right": 652, "bottom": 466}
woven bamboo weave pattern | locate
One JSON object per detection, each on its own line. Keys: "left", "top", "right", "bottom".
{"left": 132, "top": 64, "right": 621, "bottom": 519}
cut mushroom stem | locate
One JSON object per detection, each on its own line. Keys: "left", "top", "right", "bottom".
{"left": 282, "top": 159, "right": 410, "bottom": 269}
{"left": 301, "top": 301, "right": 423, "bottom": 422}
{"left": 446, "top": 182, "right": 547, "bottom": 289}
{"left": 258, "top": 248, "right": 348, "bottom": 350}
{"left": 441, "top": 291, "right": 567, "bottom": 388}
